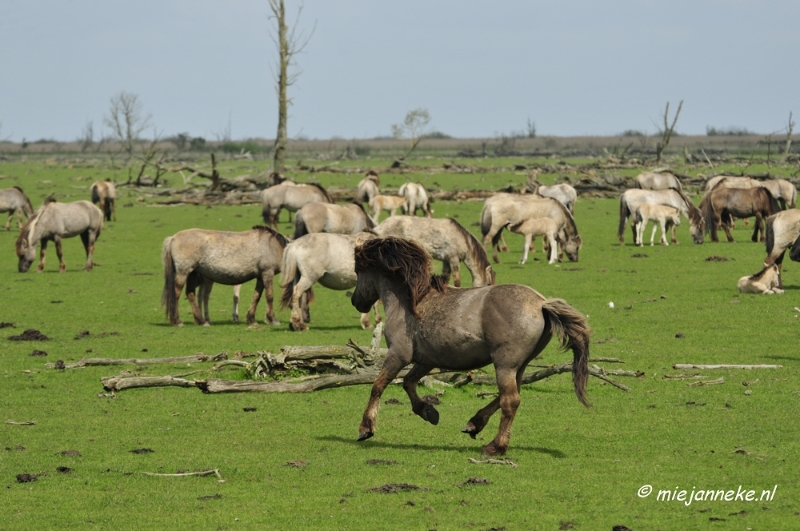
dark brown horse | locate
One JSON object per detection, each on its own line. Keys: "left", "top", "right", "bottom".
{"left": 700, "top": 186, "right": 781, "bottom": 242}
{"left": 351, "top": 237, "right": 591, "bottom": 455}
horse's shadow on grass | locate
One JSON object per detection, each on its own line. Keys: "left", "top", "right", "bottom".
{"left": 314, "top": 435, "right": 567, "bottom": 458}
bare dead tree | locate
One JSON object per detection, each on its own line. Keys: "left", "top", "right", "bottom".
{"left": 268, "top": 0, "right": 315, "bottom": 174}
{"left": 391, "top": 108, "right": 432, "bottom": 164}
{"left": 79, "top": 121, "right": 94, "bottom": 153}
{"left": 103, "top": 91, "right": 152, "bottom": 160}
{"left": 655, "top": 100, "right": 683, "bottom": 163}
{"left": 784, "top": 111, "right": 795, "bottom": 161}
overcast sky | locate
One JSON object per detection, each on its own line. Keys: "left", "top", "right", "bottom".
{"left": 1, "top": 1, "right": 798, "bottom": 142}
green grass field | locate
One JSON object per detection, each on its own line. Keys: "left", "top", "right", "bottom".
{"left": 1, "top": 153, "right": 798, "bottom": 530}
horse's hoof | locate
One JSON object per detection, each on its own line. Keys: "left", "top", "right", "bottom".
{"left": 202, "top": 322, "right": 211, "bottom": 327}
{"left": 232, "top": 317, "right": 239, "bottom": 324}
{"left": 481, "top": 441, "right": 507, "bottom": 456}
{"left": 289, "top": 321, "right": 307, "bottom": 331}
{"left": 462, "top": 423, "right": 479, "bottom": 440}
{"left": 357, "top": 430, "right": 374, "bottom": 442}
{"left": 422, "top": 404, "right": 440, "bottom": 425}
{"left": 269, "top": 319, "right": 281, "bottom": 326}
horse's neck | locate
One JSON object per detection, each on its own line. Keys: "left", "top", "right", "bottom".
{"left": 375, "top": 277, "right": 416, "bottom": 329}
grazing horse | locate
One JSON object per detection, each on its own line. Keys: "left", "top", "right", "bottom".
{"left": 351, "top": 237, "right": 591, "bottom": 456}
{"left": 90, "top": 180, "right": 117, "bottom": 222}
{"left": 634, "top": 204, "right": 681, "bottom": 246}
{"left": 704, "top": 175, "right": 761, "bottom": 192}
{"left": 261, "top": 182, "right": 332, "bottom": 228}
{"left": 531, "top": 181, "right": 578, "bottom": 213}
{"left": 161, "top": 226, "right": 287, "bottom": 326}
{"left": 738, "top": 264, "right": 784, "bottom": 294}
{"left": 481, "top": 195, "right": 582, "bottom": 263}
{"left": 398, "top": 182, "right": 432, "bottom": 217}
{"left": 293, "top": 202, "right": 375, "bottom": 239}
{"left": 373, "top": 216, "right": 496, "bottom": 287}
{"left": 634, "top": 170, "right": 683, "bottom": 191}
{"left": 762, "top": 179, "right": 797, "bottom": 210}
{"left": 700, "top": 187, "right": 781, "bottom": 242}
{"left": 0, "top": 186, "right": 34, "bottom": 231}
{"left": 617, "top": 188, "right": 704, "bottom": 245}
{"left": 354, "top": 170, "right": 380, "bottom": 204}
{"left": 16, "top": 200, "right": 103, "bottom": 273}
{"left": 280, "top": 232, "right": 380, "bottom": 331}
{"left": 507, "top": 216, "right": 560, "bottom": 264}
{"left": 763, "top": 209, "right": 800, "bottom": 288}
{"left": 369, "top": 194, "right": 407, "bottom": 222}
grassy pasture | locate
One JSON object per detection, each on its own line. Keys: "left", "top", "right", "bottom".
{"left": 1, "top": 155, "right": 799, "bottom": 530}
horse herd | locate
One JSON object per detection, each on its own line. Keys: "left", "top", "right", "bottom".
{"left": 4, "top": 168, "right": 800, "bottom": 454}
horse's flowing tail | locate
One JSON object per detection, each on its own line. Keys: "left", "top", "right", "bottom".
{"left": 542, "top": 298, "right": 591, "bottom": 408}
{"left": 280, "top": 247, "right": 299, "bottom": 309}
{"left": 700, "top": 194, "right": 718, "bottom": 241}
{"left": 161, "top": 237, "right": 179, "bottom": 323}
{"left": 292, "top": 211, "right": 309, "bottom": 240}
{"left": 617, "top": 196, "right": 630, "bottom": 244}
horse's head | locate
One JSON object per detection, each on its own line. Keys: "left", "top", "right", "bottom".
{"left": 563, "top": 234, "right": 582, "bottom": 262}
{"left": 351, "top": 269, "right": 379, "bottom": 314}
{"left": 15, "top": 232, "right": 35, "bottom": 272}
{"left": 689, "top": 216, "right": 705, "bottom": 244}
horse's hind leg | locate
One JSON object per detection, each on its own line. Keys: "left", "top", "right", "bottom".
{"left": 54, "top": 236, "right": 66, "bottom": 272}
{"left": 752, "top": 214, "right": 764, "bottom": 242}
{"left": 482, "top": 368, "right": 521, "bottom": 456}
{"left": 185, "top": 272, "right": 208, "bottom": 326}
{"left": 245, "top": 278, "right": 265, "bottom": 325}
{"left": 79, "top": 231, "right": 94, "bottom": 271}
{"left": 402, "top": 363, "right": 439, "bottom": 425}
{"left": 260, "top": 272, "right": 280, "bottom": 325}
{"left": 199, "top": 277, "right": 213, "bottom": 324}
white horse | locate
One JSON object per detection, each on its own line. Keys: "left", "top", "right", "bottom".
{"left": 398, "top": 182, "right": 432, "bottom": 217}
{"left": 634, "top": 170, "right": 683, "bottom": 191}
{"left": 1, "top": 187, "right": 34, "bottom": 231}
{"left": 280, "top": 232, "right": 380, "bottom": 331}
{"left": 762, "top": 179, "right": 797, "bottom": 210}
{"left": 618, "top": 188, "right": 704, "bottom": 245}
{"left": 369, "top": 194, "right": 407, "bottom": 222}
{"left": 507, "top": 217, "right": 560, "bottom": 264}
{"left": 738, "top": 264, "right": 784, "bottom": 294}
{"left": 634, "top": 204, "right": 681, "bottom": 246}
{"left": 532, "top": 182, "right": 577, "bottom": 214}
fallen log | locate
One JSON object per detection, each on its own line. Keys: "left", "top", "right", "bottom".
{"left": 102, "top": 375, "right": 198, "bottom": 392}
{"left": 673, "top": 364, "right": 782, "bottom": 370}
{"left": 49, "top": 353, "right": 227, "bottom": 369}
{"left": 143, "top": 469, "right": 223, "bottom": 480}
{"left": 196, "top": 371, "right": 410, "bottom": 394}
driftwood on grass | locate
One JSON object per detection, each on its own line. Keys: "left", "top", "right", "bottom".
{"left": 673, "top": 364, "right": 782, "bottom": 370}
{"left": 49, "top": 352, "right": 228, "bottom": 370}
{"left": 142, "top": 469, "right": 223, "bottom": 480}
{"left": 6, "top": 420, "right": 36, "bottom": 425}
{"left": 102, "top": 375, "right": 198, "bottom": 392}
{"left": 688, "top": 377, "right": 725, "bottom": 387}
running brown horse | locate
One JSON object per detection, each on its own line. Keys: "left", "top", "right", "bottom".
{"left": 700, "top": 186, "right": 781, "bottom": 242}
{"left": 351, "top": 237, "right": 591, "bottom": 455}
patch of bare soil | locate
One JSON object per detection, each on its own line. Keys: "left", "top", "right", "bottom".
{"left": 130, "top": 448, "right": 154, "bottom": 454}
{"left": 0, "top": 322, "right": 14, "bottom": 329}
{"left": 368, "top": 483, "right": 427, "bottom": 494}
{"left": 705, "top": 256, "right": 729, "bottom": 262}
{"left": 631, "top": 253, "right": 648, "bottom": 258}
{"left": 59, "top": 450, "right": 81, "bottom": 457}
{"left": 9, "top": 329, "right": 49, "bottom": 341}
{"left": 29, "top": 350, "right": 47, "bottom": 357}
{"left": 284, "top": 460, "right": 308, "bottom": 468}
{"left": 366, "top": 459, "right": 398, "bottom": 465}
{"left": 460, "top": 477, "right": 491, "bottom": 486}
{"left": 16, "top": 473, "right": 38, "bottom": 483}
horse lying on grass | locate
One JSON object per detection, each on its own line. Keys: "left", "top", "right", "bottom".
{"left": 351, "top": 236, "right": 591, "bottom": 456}
{"left": 16, "top": 199, "right": 103, "bottom": 273}
{"left": 738, "top": 264, "right": 784, "bottom": 294}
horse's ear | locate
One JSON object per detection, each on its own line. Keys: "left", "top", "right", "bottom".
{"left": 485, "top": 265, "right": 496, "bottom": 286}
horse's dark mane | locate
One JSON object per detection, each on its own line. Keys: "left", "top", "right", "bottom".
{"left": 252, "top": 225, "right": 289, "bottom": 248}
{"left": 765, "top": 215, "right": 776, "bottom": 255}
{"left": 364, "top": 170, "right": 380, "bottom": 185}
{"left": 447, "top": 218, "right": 492, "bottom": 277}
{"left": 354, "top": 237, "right": 447, "bottom": 319}
{"left": 671, "top": 187, "right": 703, "bottom": 225}
{"left": 307, "top": 182, "right": 333, "bottom": 203}
{"left": 352, "top": 202, "right": 375, "bottom": 229}
{"left": 747, "top": 265, "right": 774, "bottom": 281}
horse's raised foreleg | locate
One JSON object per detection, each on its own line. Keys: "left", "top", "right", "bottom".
{"left": 402, "top": 363, "right": 439, "bottom": 425}
{"left": 482, "top": 368, "right": 521, "bottom": 456}
{"left": 358, "top": 354, "right": 408, "bottom": 441}
{"left": 463, "top": 396, "right": 501, "bottom": 440}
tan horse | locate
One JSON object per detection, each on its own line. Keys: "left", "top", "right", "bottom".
{"left": 528, "top": 177, "right": 578, "bottom": 213}
{"left": 634, "top": 204, "right": 681, "bottom": 246}
{"left": 261, "top": 182, "right": 332, "bottom": 228}
{"left": 354, "top": 170, "right": 380, "bottom": 204}
{"left": 762, "top": 179, "right": 797, "bottom": 210}
{"left": 481, "top": 195, "right": 582, "bottom": 263}
{"left": 90, "top": 180, "right": 117, "bottom": 222}
{"left": 508, "top": 216, "right": 560, "bottom": 264}
{"left": 700, "top": 187, "right": 781, "bottom": 242}
{"left": 763, "top": 209, "right": 800, "bottom": 288}
{"left": 738, "top": 264, "right": 783, "bottom": 294}
{"left": 293, "top": 202, "right": 374, "bottom": 239}
{"left": 373, "top": 216, "right": 496, "bottom": 287}
{"left": 16, "top": 200, "right": 103, "bottom": 273}
{"left": 0, "top": 186, "right": 34, "bottom": 231}
{"left": 398, "top": 182, "right": 432, "bottom": 217}
{"left": 280, "top": 232, "right": 380, "bottom": 331}
{"left": 368, "top": 194, "right": 407, "bottom": 222}
{"left": 161, "top": 226, "right": 287, "bottom": 326}
{"left": 351, "top": 237, "right": 591, "bottom": 456}
{"left": 634, "top": 170, "right": 683, "bottom": 191}
{"left": 618, "top": 188, "right": 704, "bottom": 245}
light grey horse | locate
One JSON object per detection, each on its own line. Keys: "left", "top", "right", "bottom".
{"left": 761, "top": 179, "right": 797, "bottom": 210}
{"left": 763, "top": 209, "right": 800, "bottom": 288}
{"left": 1, "top": 186, "right": 34, "bottom": 231}
{"left": 481, "top": 195, "right": 582, "bottom": 263}
{"left": 161, "top": 226, "right": 288, "bottom": 326}
{"left": 293, "top": 202, "right": 375, "bottom": 240}
{"left": 354, "top": 170, "right": 380, "bottom": 204}
{"left": 398, "top": 182, "right": 432, "bottom": 217}
{"left": 373, "top": 216, "right": 496, "bottom": 287}
{"left": 530, "top": 181, "right": 578, "bottom": 214}
{"left": 350, "top": 237, "right": 591, "bottom": 456}
{"left": 618, "top": 188, "right": 704, "bottom": 245}
{"left": 280, "top": 232, "right": 380, "bottom": 331}
{"left": 634, "top": 170, "right": 683, "bottom": 191}
{"left": 15, "top": 199, "right": 103, "bottom": 272}
{"left": 90, "top": 180, "right": 117, "bottom": 222}
{"left": 261, "top": 182, "right": 332, "bottom": 228}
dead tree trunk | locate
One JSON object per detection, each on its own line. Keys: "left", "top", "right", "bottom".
{"left": 655, "top": 100, "right": 683, "bottom": 163}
